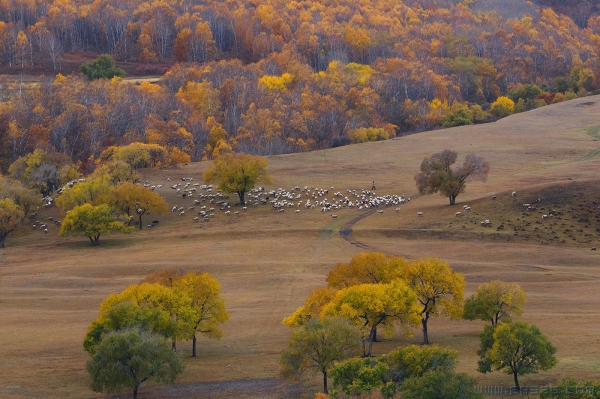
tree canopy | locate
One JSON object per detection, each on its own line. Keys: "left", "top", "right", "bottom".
{"left": 463, "top": 280, "right": 527, "bottom": 327}
{"left": 400, "top": 258, "right": 464, "bottom": 345}
{"left": 80, "top": 54, "right": 125, "bottom": 80}
{"left": 8, "top": 150, "right": 79, "bottom": 197}
{"left": 171, "top": 273, "right": 230, "bottom": 357}
{"left": 109, "top": 182, "right": 169, "bottom": 229}
{"left": 477, "top": 322, "right": 557, "bottom": 389}
{"left": 323, "top": 280, "right": 420, "bottom": 357}
{"left": 86, "top": 328, "right": 184, "bottom": 399}
{"left": 415, "top": 150, "right": 489, "bottom": 205}
{"left": 0, "top": 198, "right": 24, "bottom": 248}
{"left": 280, "top": 317, "right": 361, "bottom": 394}
{"left": 330, "top": 344, "right": 460, "bottom": 398}
{"left": 204, "top": 153, "right": 272, "bottom": 206}
{"left": 59, "top": 203, "right": 133, "bottom": 245}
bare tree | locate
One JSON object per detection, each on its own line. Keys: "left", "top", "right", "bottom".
{"left": 415, "top": 150, "right": 489, "bottom": 205}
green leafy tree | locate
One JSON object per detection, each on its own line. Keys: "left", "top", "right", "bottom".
{"left": 400, "top": 370, "right": 485, "bottom": 399}
{"left": 109, "top": 182, "right": 168, "bottom": 229}
{"left": 86, "top": 328, "right": 184, "bottom": 399}
{"left": 331, "top": 357, "right": 393, "bottom": 398}
{"left": 415, "top": 149, "right": 490, "bottom": 205}
{"left": 400, "top": 258, "right": 465, "bottom": 345}
{"left": 477, "top": 321, "right": 557, "bottom": 389}
{"left": 80, "top": 54, "right": 125, "bottom": 80}
{"left": 171, "top": 273, "right": 230, "bottom": 357}
{"left": 323, "top": 280, "right": 420, "bottom": 357}
{"left": 0, "top": 198, "right": 24, "bottom": 248}
{"left": 440, "top": 103, "right": 474, "bottom": 127}
{"left": 386, "top": 344, "right": 458, "bottom": 384}
{"left": 204, "top": 153, "right": 272, "bottom": 206}
{"left": 331, "top": 345, "right": 458, "bottom": 398}
{"left": 83, "top": 302, "right": 177, "bottom": 355}
{"left": 280, "top": 317, "right": 361, "bottom": 394}
{"left": 86, "top": 282, "right": 188, "bottom": 352}
{"left": 59, "top": 203, "right": 133, "bottom": 245}
{"left": 463, "top": 280, "right": 527, "bottom": 327}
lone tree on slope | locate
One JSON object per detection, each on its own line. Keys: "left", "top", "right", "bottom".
{"left": 415, "top": 149, "right": 489, "bottom": 205}
{"left": 203, "top": 153, "right": 272, "bottom": 206}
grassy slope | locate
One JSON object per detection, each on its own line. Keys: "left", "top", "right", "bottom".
{"left": 1, "top": 96, "right": 600, "bottom": 398}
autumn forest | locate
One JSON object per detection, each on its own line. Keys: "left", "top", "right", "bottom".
{"left": 0, "top": 0, "right": 599, "bottom": 172}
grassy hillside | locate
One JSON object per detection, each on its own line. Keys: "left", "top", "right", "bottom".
{"left": 1, "top": 96, "right": 600, "bottom": 398}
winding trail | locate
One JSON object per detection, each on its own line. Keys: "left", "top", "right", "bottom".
{"left": 339, "top": 194, "right": 422, "bottom": 250}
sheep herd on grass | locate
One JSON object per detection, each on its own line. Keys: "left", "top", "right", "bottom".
{"left": 148, "top": 177, "right": 415, "bottom": 225}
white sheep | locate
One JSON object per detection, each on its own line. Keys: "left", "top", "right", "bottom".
{"left": 417, "top": 212, "right": 424, "bottom": 216}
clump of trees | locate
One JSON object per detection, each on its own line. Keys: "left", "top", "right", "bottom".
{"left": 329, "top": 344, "right": 483, "bottom": 399}
{"left": 281, "top": 252, "right": 467, "bottom": 392}
{"left": 84, "top": 270, "right": 229, "bottom": 396}
{"left": 282, "top": 252, "right": 558, "bottom": 395}
{"left": 415, "top": 150, "right": 490, "bottom": 205}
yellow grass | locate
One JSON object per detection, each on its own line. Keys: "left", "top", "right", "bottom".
{"left": 1, "top": 96, "right": 600, "bottom": 398}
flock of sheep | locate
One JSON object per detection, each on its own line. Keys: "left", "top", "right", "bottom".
{"left": 152, "top": 177, "right": 416, "bottom": 226}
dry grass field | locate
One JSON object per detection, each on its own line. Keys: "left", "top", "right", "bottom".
{"left": 1, "top": 96, "right": 600, "bottom": 398}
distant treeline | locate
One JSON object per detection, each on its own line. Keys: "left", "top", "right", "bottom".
{"left": 0, "top": 0, "right": 599, "bottom": 172}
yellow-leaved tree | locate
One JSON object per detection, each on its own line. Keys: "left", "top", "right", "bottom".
{"left": 0, "top": 198, "right": 24, "bottom": 248}
{"left": 323, "top": 280, "right": 420, "bottom": 357}
{"left": 282, "top": 287, "right": 338, "bottom": 327}
{"left": 204, "top": 153, "right": 272, "bottom": 206}
{"left": 400, "top": 258, "right": 465, "bottom": 345}
{"left": 109, "top": 182, "right": 168, "bottom": 229}
{"left": 326, "top": 252, "right": 405, "bottom": 289}
{"left": 172, "top": 273, "right": 230, "bottom": 357}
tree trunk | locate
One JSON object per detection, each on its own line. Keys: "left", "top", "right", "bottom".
{"left": 0, "top": 234, "right": 6, "bottom": 248}
{"left": 513, "top": 369, "right": 520, "bottom": 391}
{"left": 322, "top": 369, "right": 328, "bottom": 394}
{"left": 422, "top": 315, "right": 430, "bottom": 345}
{"left": 366, "top": 327, "right": 376, "bottom": 356}
{"left": 93, "top": 235, "right": 100, "bottom": 246}
{"left": 133, "top": 385, "right": 138, "bottom": 399}
{"left": 88, "top": 236, "right": 96, "bottom": 246}
{"left": 138, "top": 213, "right": 143, "bottom": 230}
{"left": 172, "top": 339, "right": 177, "bottom": 351}
{"left": 449, "top": 195, "right": 456, "bottom": 205}
{"left": 192, "top": 335, "right": 197, "bottom": 357}
{"left": 238, "top": 191, "right": 245, "bottom": 206}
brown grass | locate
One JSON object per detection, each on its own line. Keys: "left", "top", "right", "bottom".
{"left": 1, "top": 96, "right": 600, "bottom": 398}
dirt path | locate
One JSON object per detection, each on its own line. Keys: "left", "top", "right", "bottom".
{"left": 105, "top": 378, "right": 302, "bottom": 399}
{"left": 339, "top": 195, "right": 422, "bottom": 250}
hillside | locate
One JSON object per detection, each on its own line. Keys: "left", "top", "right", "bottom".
{"left": 1, "top": 0, "right": 600, "bottom": 173}
{"left": 1, "top": 96, "right": 600, "bottom": 398}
